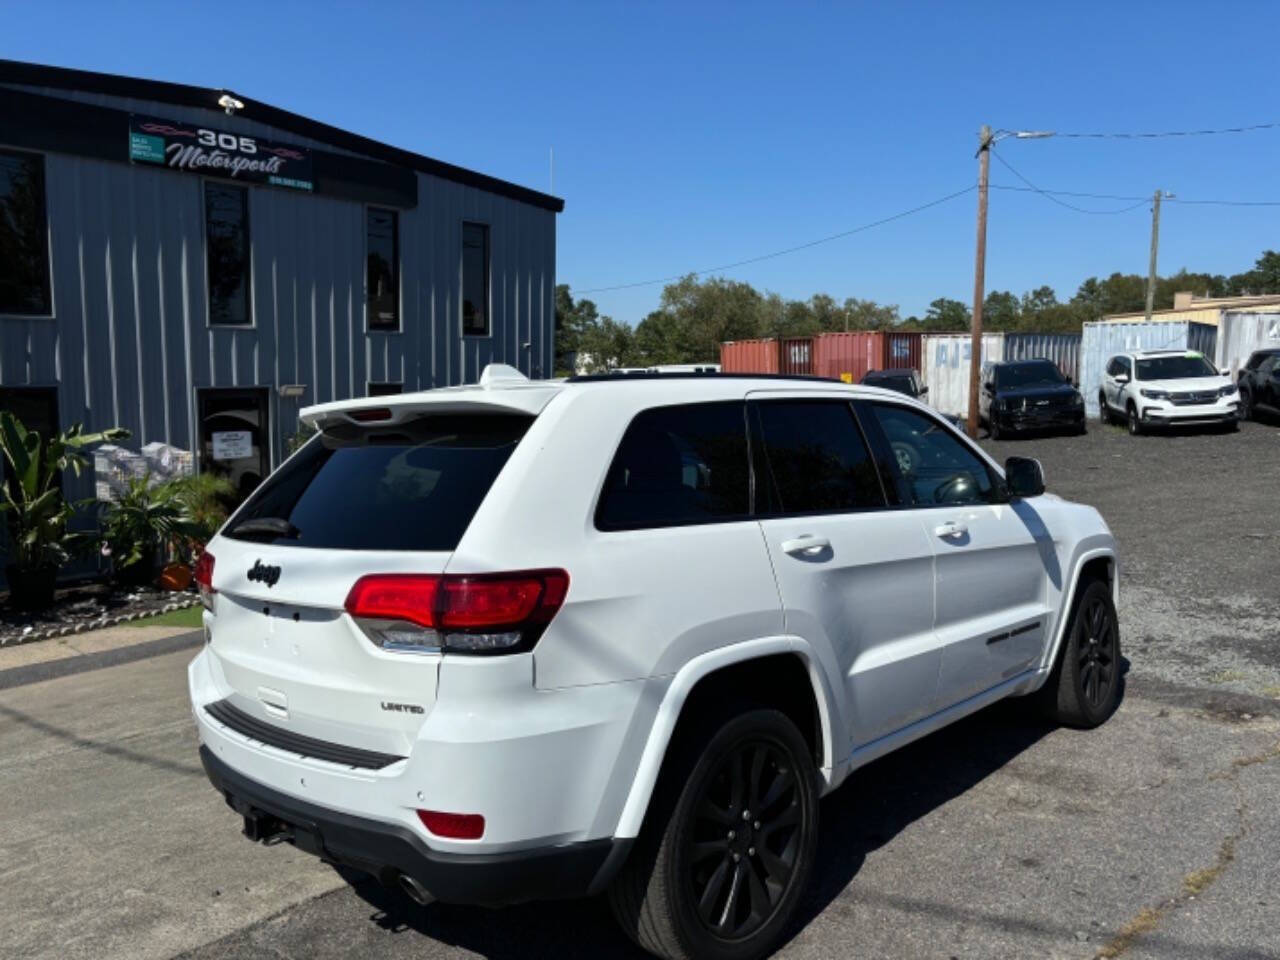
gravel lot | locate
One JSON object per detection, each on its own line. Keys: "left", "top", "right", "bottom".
{"left": 981, "top": 417, "right": 1280, "bottom": 702}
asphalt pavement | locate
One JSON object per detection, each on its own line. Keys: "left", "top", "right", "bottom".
{"left": 2, "top": 418, "right": 1278, "bottom": 960}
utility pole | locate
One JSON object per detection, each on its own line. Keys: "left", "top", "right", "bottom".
{"left": 967, "top": 125, "right": 993, "bottom": 439}
{"left": 1144, "top": 189, "right": 1163, "bottom": 321}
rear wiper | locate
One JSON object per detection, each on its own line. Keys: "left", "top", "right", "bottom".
{"left": 230, "top": 517, "right": 301, "bottom": 539}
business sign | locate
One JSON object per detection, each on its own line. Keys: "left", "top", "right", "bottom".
{"left": 211, "top": 430, "right": 253, "bottom": 461}
{"left": 128, "top": 114, "right": 314, "bottom": 192}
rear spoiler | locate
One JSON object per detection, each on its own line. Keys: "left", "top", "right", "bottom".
{"left": 300, "top": 365, "right": 562, "bottom": 429}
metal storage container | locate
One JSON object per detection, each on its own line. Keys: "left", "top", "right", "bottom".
{"left": 1080, "top": 321, "right": 1218, "bottom": 416}
{"left": 921, "top": 333, "right": 1005, "bottom": 418}
{"left": 1214, "top": 312, "right": 1280, "bottom": 377}
{"left": 720, "top": 338, "right": 780, "bottom": 374}
{"left": 778, "top": 337, "right": 815, "bottom": 375}
{"left": 1002, "top": 332, "right": 1082, "bottom": 384}
{"left": 882, "top": 331, "right": 923, "bottom": 372}
{"left": 813, "top": 332, "right": 883, "bottom": 382}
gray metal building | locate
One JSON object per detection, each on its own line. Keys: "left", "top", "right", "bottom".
{"left": 0, "top": 59, "right": 561, "bottom": 506}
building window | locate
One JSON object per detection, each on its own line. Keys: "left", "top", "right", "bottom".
{"left": 367, "top": 381, "right": 402, "bottom": 396}
{"left": 366, "top": 208, "right": 399, "bottom": 331}
{"left": 462, "top": 222, "right": 489, "bottom": 336}
{"left": 205, "top": 183, "right": 251, "bottom": 326}
{"left": 0, "top": 149, "right": 52, "bottom": 316}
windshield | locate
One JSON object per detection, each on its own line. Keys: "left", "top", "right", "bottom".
{"left": 224, "top": 413, "right": 531, "bottom": 550}
{"left": 1135, "top": 355, "right": 1217, "bottom": 381}
{"left": 995, "top": 361, "right": 1066, "bottom": 389}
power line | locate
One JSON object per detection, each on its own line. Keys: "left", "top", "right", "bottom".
{"left": 990, "top": 182, "right": 1280, "bottom": 207}
{"left": 574, "top": 185, "right": 975, "bottom": 294}
{"left": 1041, "top": 121, "right": 1280, "bottom": 140}
{"left": 991, "top": 149, "right": 1150, "bottom": 214}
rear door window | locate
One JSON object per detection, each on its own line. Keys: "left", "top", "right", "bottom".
{"left": 596, "top": 402, "right": 750, "bottom": 530}
{"left": 752, "top": 400, "right": 886, "bottom": 514}
{"left": 225, "top": 413, "right": 531, "bottom": 551}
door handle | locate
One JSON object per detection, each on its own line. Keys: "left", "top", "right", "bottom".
{"left": 781, "top": 535, "right": 831, "bottom": 556}
{"left": 934, "top": 520, "right": 968, "bottom": 539}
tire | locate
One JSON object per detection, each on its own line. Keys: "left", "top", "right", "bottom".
{"left": 988, "top": 413, "right": 1001, "bottom": 441}
{"left": 609, "top": 707, "right": 819, "bottom": 960}
{"left": 1126, "top": 403, "right": 1142, "bottom": 436}
{"left": 1097, "top": 395, "right": 1110, "bottom": 425}
{"left": 1037, "top": 578, "right": 1121, "bottom": 728}
{"left": 1238, "top": 389, "right": 1252, "bottom": 421}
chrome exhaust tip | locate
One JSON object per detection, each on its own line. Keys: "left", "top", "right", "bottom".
{"left": 397, "top": 873, "right": 434, "bottom": 906}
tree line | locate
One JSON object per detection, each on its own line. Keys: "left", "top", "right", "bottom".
{"left": 557, "top": 249, "right": 1280, "bottom": 372}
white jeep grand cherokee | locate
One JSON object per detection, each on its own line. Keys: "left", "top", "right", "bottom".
{"left": 190, "top": 366, "right": 1121, "bottom": 960}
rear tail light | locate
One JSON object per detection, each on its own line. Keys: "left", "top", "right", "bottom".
{"left": 348, "top": 406, "right": 393, "bottom": 423}
{"left": 344, "top": 569, "right": 569, "bottom": 655}
{"left": 194, "top": 551, "right": 216, "bottom": 613}
{"left": 417, "top": 809, "right": 485, "bottom": 840}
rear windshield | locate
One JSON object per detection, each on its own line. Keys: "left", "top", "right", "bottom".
{"left": 224, "top": 413, "right": 531, "bottom": 551}
{"left": 1135, "top": 355, "right": 1217, "bottom": 380}
{"left": 866, "top": 375, "right": 915, "bottom": 395}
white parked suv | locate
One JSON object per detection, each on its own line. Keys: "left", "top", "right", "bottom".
{"left": 189, "top": 365, "right": 1121, "bottom": 960}
{"left": 1098, "top": 348, "right": 1239, "bottom": 435}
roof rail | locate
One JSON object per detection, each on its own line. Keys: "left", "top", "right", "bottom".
{"left": 566, "top": 372, "right": 843, "bottom": 384}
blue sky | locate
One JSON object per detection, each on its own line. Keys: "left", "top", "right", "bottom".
{"left": 7, "top": 1, "right": 1279, "bottom": 323}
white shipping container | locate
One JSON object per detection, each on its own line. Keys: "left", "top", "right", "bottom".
{"left": 1080, "top": 321, "right": 1217, "bottom": 417}
{"left": 921, "top": 333, "right": 1005, "bottom": 418}
{"left": 1214, "top": 312, "right": 1280, "bottom": 377}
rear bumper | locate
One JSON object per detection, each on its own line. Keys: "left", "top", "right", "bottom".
{"left": 200, "top": 745, "right": 631, "bottom": 906}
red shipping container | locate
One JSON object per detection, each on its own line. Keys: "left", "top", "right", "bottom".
{"left": 720, "top": 338, "right": 780, "bottom": 373}
{"left": 881, "top": 331, "right": 923, "bottom": 373}
{"left": 813, "top": 332, "right": 884, "bottom": 382}
{"left": 778, "top": 337, "right": 815, "bottom": 375}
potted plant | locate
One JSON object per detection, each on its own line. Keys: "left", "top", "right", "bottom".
{"left": 0, "top": 412, "right": 129, "bottom": 610}
{"left": 100, "top": 475, "right": 204, "bottom": 587}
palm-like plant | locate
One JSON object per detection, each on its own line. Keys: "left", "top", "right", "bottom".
{"left": 0, "top": 412, "right": 129, "bottom": 608}
{"left": 101, "top": 475, "right": 205, "bottom": 584}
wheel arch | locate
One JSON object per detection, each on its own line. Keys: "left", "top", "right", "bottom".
{"left": 611, "top": 638, "right": 840, "bottom": 840}
{"left": 1039, "top": 545, "right": 1117, "bottom": 680}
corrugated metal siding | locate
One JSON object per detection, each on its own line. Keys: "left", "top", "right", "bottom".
{"left": 883, "top": 331, "right": 922, "bottom": 372}
{"left": 0, "top": 102, "right": 556, "bottom": 519}
{"left": 1215, "top": 312, "right": 1280, "bottom": 376}
{"left": 720, "top": 338, "right": 779, "bottom": 373}
{"left": 921, "top": 333, "right": 1004, "bottom": 418}
{"left": 1002, "top": 333, "right": 1082, "bottom": 384}
{"left": 778, "top": 337, "right": 814, "bottom": 375}
{"left": 1080, "top": 321, "right": 1218, "bottom": 415}
{"left": 813, "top": 332, "right": 882, "bottom": 382}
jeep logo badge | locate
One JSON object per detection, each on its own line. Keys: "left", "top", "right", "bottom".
{"left": 248, "top": 559, "right": 281, "bottom": 587}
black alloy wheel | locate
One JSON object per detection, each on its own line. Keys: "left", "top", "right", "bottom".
{"left": 1077, "top": 594, "right": 1117, "bottom": 711}
{"left": 1098, "top": 396, "right": 1110, "bottom": 424}
{"left": 684, "top": 739, "right": 802, "bottom": 941}
{"left": 1127, "top": 404, "right": 1142, "bottom": 436}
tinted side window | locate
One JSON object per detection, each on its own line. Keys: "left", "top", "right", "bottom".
{"left": 754, "top": 400, "right": 884, "bottom": 514}
{"left": 867, "top": 403, "right": 998, "bottom": 507}
{"left": 596, "top": 402, "right": 750, "bottom": 530}
{"left": 462, "top": 222, "right": 489, "bottom": 336}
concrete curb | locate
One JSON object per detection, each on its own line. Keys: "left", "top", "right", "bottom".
{"left": 0, "top": 596, "right": 201, "bottom": 648}
{"left": 0, "top": 629, "right": 204, "bottom": 691}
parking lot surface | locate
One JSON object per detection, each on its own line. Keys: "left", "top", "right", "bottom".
{"left": 2, "top": 418, "right": 1277, "bottom": 960}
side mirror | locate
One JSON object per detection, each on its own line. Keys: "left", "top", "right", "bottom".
{"left": 1115, "top": 374, "right": 1130, "bottom": 384}
{"left": 919, "top": 385, "right": 929, "bottom": 396}
{"left": 1005, "top": 456, "right": 1045, "bottom": 499}
{"left": 983, "top": 382, "right": 995, "bottom": 393}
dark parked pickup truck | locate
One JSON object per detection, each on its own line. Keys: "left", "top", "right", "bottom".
{"left": 1237, "top": 348, "right": 1280, "bottom": 421}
